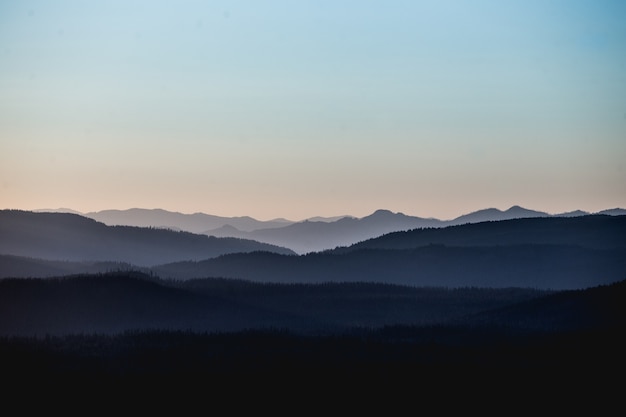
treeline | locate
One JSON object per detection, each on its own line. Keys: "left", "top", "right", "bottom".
{"left": 2, "top": 271, "right": 624, "bottom": 338}
{"left": 0, "top": 271, "right": 550, "bottom": 337}
{"left": 153, "top": 244, "right": 626, "bottom": 289}
{"left": 1, "top": 325, "right": 623, "bottom": 381}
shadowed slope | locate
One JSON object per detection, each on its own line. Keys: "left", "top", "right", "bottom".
{"left": 0, "top": 210, "right": 295, "bottom": 266}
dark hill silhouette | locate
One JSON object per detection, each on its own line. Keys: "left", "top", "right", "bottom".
{"left": 448, "top": 205, "right": 549, "bottom": 225}
{"left": 153, "top": 244, "right": 626, "bottom": 290}
{"left": 205, "top": 206, "right": 625, "bottom": 254}
{"left": 1, "top": 274, "right": 623, "bottom": 381}
{"left": 461, "top": 278, "right": 626, "bottom": 332}
{"left": 0, "top": 210, "right": 295, "bottom": 266}
{"left": 332, "top": 215, "right": 626, "bottom": 253}
{"left": 0, "top": 254, "right": 138, "bottom": 278}
{"left": 206, "top": 209, "right": 444, "bottom": 254}
{"left": 554, "top": 210, "right": 589, "bottom": 217}
{"left": 151, "top": 215, "right": 626, "bottom": 290}
{"left": 598, "top": 208, "right": 626, "bottom": 216}
{"left": 4, "top": 215, "right": 623, "bottom": 289}
{"left": 38, "top": 205, "right": 625, "bottom": 253}
{"left": 0, "top": 272, "right": 299, "bottom": 336}
{"left": 85, "top": 208, "right": 293, "bottom": 233}
{"left": 0, "top": 271, "right": 548, "bottom": 337}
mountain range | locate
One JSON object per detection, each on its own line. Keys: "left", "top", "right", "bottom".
{"left": 2, "top": 269, "right": 623, "bottom": 337}
{"left": 2, "top": 212, "right": 625, "bottom": 290}
{"left": 36, "top": 205, "right": 626, "bottom": 254}
{"left": 2, "top": 208, "right": 625, "bottom": 379}
{"left": 1, "top": 271, "right": 624, "bottom": 382}
{"left": 0, "top": 210, "right": 294, "bottom": 266}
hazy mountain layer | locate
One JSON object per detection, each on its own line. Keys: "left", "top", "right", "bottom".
{"left": 0, "top": 210, "right": 295, "bottom": 266}
{"left": 205, "top": 206, "right": 624, "bottom": 254}
{"left": 84, "top": 208, "right": 293, "bottom": 233}
{"left": 3, "top": 214, "right": 624, "bottom": 289}
{"left": 206, "top": 209, "right": 444, "bottom": 253}
{"left": 1, "top": 271, "right": 623, "bottom": 341}
{"left": 36, "top": 206, "right": 625, "bottom": 254}
{"left": 0, "top": 271, "right": 549, "bottom": 336}
{"left": 153, "top": 245, "right": 625, "bottom": 290}
{"left": 332, "top": 214, "right": 626, "bottom": 253}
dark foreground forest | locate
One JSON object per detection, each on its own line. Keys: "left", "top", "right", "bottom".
{"left": 1, "top": 271, "right": 624, "bottom": 386}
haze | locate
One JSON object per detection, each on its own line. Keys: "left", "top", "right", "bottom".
{"left": 1, "top": 0, "right": 625, "bottom": 221}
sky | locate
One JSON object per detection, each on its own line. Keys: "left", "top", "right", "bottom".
{"left": 1, "top": 0, "right": 625, "bottom": 221}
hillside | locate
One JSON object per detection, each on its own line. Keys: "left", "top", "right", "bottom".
{"left": 0, "top": 210, "right": 295, "bottom": 266}
{"left": 1, "top": 274, "right": 623, "bottom": 380}
{"left": 331, "top": 215, "right": 626, "bottom": 253}
{"left": 85, "top": 208, "right": 293, "bottom": 233}
{"left": 206, "top": 209, "right": 444, "bottom": 253}
{"left": 0, "top": 271, "right": 549, "bottom": 336}
{"left": 154, "top": 244, "right": 626, "bottom": 290}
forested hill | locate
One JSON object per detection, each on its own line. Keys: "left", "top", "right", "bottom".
{"left": 1, "top": 271, "right": 623, "bottom": 337}
{"left": 0, "top": 271, "right": 549, "bottom": 336}
{"left": 153, "top": 244, "right": 626, "bottom": 290}
{"left": 0, "top": 210, "right": 295, "bottom": 266}
{"left": 330, "top": 215, "right": 626, "bottom": 253}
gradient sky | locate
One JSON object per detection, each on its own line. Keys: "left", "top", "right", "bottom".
{"left": 1, "top": 0, "right": 625, "bottom": 221}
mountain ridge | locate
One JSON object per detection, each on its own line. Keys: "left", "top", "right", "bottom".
{"left": 27, "top": 205, "right": 626, "bottom": 254}
{"left": 0, "top": 210, "right": 295, "bottom": 266}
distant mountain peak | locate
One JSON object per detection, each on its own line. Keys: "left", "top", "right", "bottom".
{"left": 597, "top": 208, "right": 626, "bottom": 216}
{"left": 369, "top": 209, "right": 396, "bottom": 217}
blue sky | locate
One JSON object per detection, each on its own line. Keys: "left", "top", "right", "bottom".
{"left": 1, "top": 0, "right": 625, "bottom": 220}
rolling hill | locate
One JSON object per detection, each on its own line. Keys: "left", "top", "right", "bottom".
{"left": 0, "top": 210, "right": 295, "bottom": 266}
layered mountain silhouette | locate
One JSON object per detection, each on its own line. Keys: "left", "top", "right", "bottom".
{"left": 83, "top": 208, "right": 293, "bottom": 233}
{"left": 5, "top": 214, "right": 622, "bottom": 290}
{"left": 0, "top": 210, "right": 294, "bottom": 266}
{"left": 331, "top": 214, "right": 626, "bottom": 252}
{"left": 205, "top": 209, "right": 443, "bottom": 254}
{"left": 151, "top": 215, "right": 626, "bottom": 290}
{"left": 1, "top": 271, "right": 623, "bottom": 379}
{"left": 36, "top": 205, "right": 625, "bottom": 254}
{"left": 2, "top": 209, "right": 625, "bottom": 378}
{"left": 4, "top": 269, "right": 620, "bottom": 337}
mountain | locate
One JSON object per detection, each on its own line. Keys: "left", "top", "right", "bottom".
{"left": 598, "top": 208, "right": 626, "bottom": 216}
{"left": 462, "top": 278, "right": 626, "bottom": 333}
{"left": 34, "top": 208, "right": 84, "bottom": 215}
{"left": 0, "top": 270, "right": 549, "bottom": 337}
{"left": 0, "top": 254, "right": 138, "bottom": 278}
{"left": 4, "top": 214, "right": 624, "bottom": 288}
{"left": 1, "top": 272, "right": 623, "bottom": 381}
{"left": 333, "top": 214, "right": 626, "bottom": 252}
{"left": 205, "top": 205, "right": 622, "bottom": 254}
{"left": 206, "top": 209, "right": 444, "bottom": 254}
{"left": 34, "top": 205, "right": 625, "bottom": 254}
{"left": 156, "top": 215, "right": 626, "bottom": 289}
{"left": 305, "top": 215, "right": 354, "bottom": 222}
{"left": 448, "top": 205, "right": 549, "bottom": 225}
{"left": 0, "top": 210, "right": 295, "bottom": 266}
{"left": 554, "top": 210, "right": 589, "bottom": 217}
{"left": 84, "top": 208, "right": 294, "bottom": 233}
{"left": 153, "top": 244, "right": 625, "bottom": 290}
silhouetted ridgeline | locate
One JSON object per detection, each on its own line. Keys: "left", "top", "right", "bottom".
{"left": 205, "top": 209, "right": 444, "bottom": 254}
{"left": 2, "top": 213, "right": 624, "bottom": 289}
{"left": 0, "top": 210, "right": 295, "bottom": 266}
{"left": 75, "top": 205, "right": 625, "bottom": 255}
{"left": 154, "top": 244, "right": 625, "bottom": 289}
{"left": 331, "top": 215, "right": 626, "bottom": 252}
{"left": 0, "top": 271, "right": 548, "bottom": 337}
{"left": 0, "top": 274, "right": 624, "bottom": 381}
{"left": 0, "top": 254, "right": 139, "bottom": 279}
{"left": 85, "top": 208, "right": 293, "bottom": 233}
